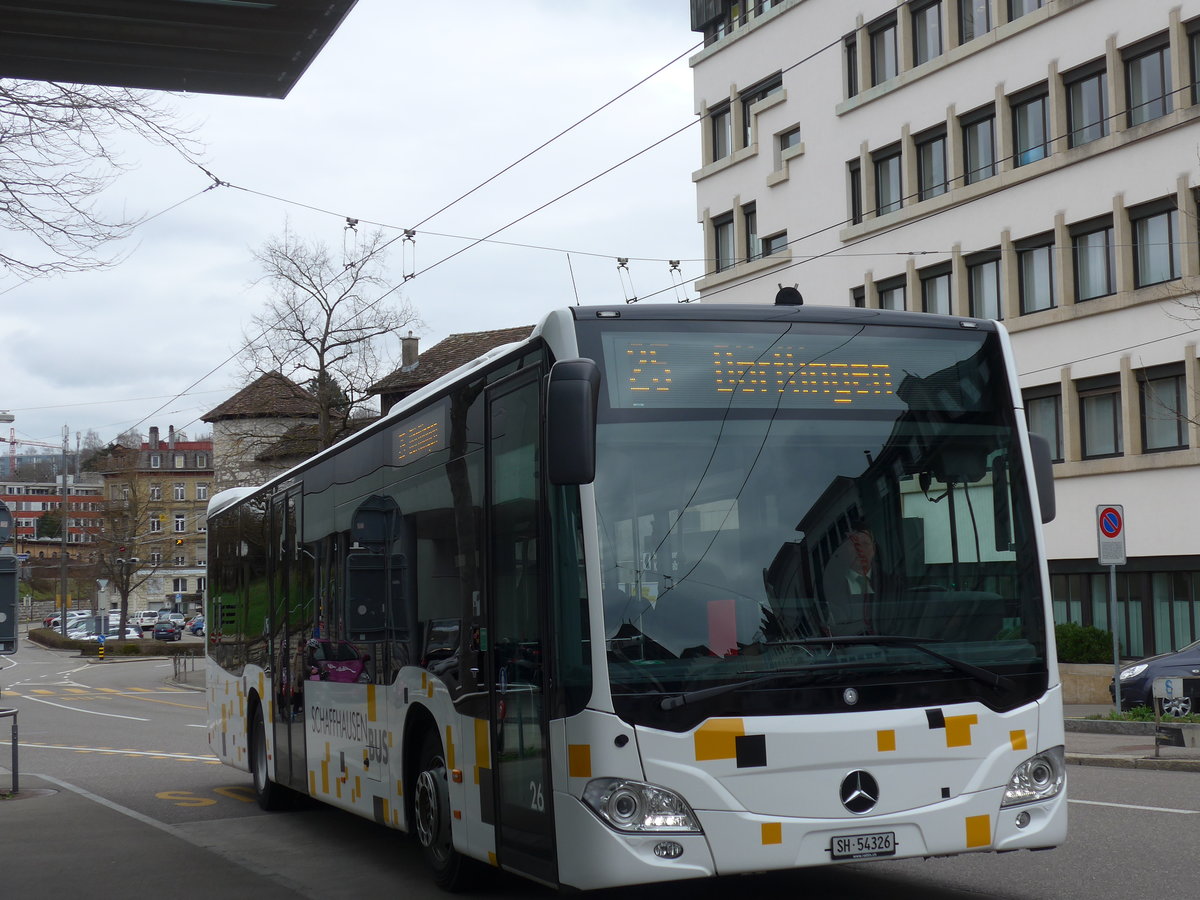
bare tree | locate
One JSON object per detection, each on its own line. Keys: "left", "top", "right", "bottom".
{"left": 0, "top": 79, "right": 199, "bottom": 280}
{"left": 239, "top": 224, "right": 422, "bottom": 449}
{"left": 91, "top": 446, "right": 164, "bottom": 637}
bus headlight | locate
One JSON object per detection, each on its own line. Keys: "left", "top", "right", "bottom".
{"left": 1000, "top": 746, "right": 1065, "bottom": 807}
{"left": 582, "top": 778, "right": 702, "bottom": 833}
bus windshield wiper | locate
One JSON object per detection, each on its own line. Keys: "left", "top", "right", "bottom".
{"left": 659, "top": 660, "right": 882, "bottom": 711}
{"left": 658, "top": 637, "right": 1017, "bottom": 711}
{"left": 785, "top": 635, "right": 1017, "bottom": 692}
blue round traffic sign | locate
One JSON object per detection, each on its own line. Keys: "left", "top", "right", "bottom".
{"left": 1099, "top": 506, "right": 1123, "bottom": 538}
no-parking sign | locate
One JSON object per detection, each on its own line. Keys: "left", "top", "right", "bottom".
{"left": 1097, "top": 504, "right": 1126, "bottom": 566}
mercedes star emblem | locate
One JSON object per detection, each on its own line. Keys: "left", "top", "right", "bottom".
{"left": 840, "top": 770, "right": 880, "bottom": 814}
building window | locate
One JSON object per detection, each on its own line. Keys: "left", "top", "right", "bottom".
{"left": 149, "top": 454, "right": 160, "bottom": 469}
{"left": 1078, "top": 376, "right": 1123, "bottom": 459}
{"left": 911, "top": 1, "right": 942, "bottom": 67}
{"left": 741, "top": 75, "right": 782, "bottom": 148}
{"left": 877, "top": 277, "right": 906, "bottom": 311}
{"left": 845, "top": 35, "right": 859, "bottom": 97}
{"left": 967, "top": 252, "right": 1002, "bottom": 319}
{"left": 873, "top": 145, "right": 903, "bottom": 215}
{"left": 761, "top": 231, "right": 788, "bottom": 256}
{"left": 848, "top": 160, "right": 863, "bottom": 224}
{"left": 710, "top": 102, "right": 732, "bottom": 162}
{"left": 174, "top": 514, "right": 186, "bottom": 533}
{"left": 149, "top": 484, "right": 161, "bottom": 501}
{"left": 1012, "top": 88, "right": 1050, "bottom": 166}
{"left": 172, "top": 577, "right": 188, "bottom": 593}
{"left": 197, "top": 576, "right": 207, "bottom": 593}
{"left": 870, "top": 16, "right": 898, "bottom": 86}
{"left": 1132, "top": 202, "right": 1180, "bottom": 287}
{"left": 1191, "top": 26, "right": 1200, "bottom": 104}
{"left": 779, "top": 126, "right": 801, "bottom": 154}
{"left": 1140, "top": 365, "right": 1187, "bottom": 452}
{"left": 150, "top": 552, "right": 161, "bottom": 566}
{"left": 174, "top": 555, "right": 186, "bottom": 567}
{"left": 1126, "top": 41, "right": 1172, "bottom": 127}
{"left": 712, "top": 213, "right": 735, "bottom": 272}
{"left": 959, "top": 0, "right": 990, "bottom": 42}
{"left": 961, "top": 108, "right": 996, "bottom": 184}
{"left": 196, "top": 453, "right": 207, "bottom": 468}
{"left": 1024, "top": 388, "right": 1064, "bottom": 462}
{"left": 196, "top": 484, "right": 209, "bottom": 501}
{"left": 1017, "top": 236, "right": 1056, "bottom": 313}
{"left": 149, "top": 516, "right": 161, "bottom": 534}
{"left": 173, "top": 483, "right": 185, "bottom": 501}
{"left": 1008, "top": 0, "right": 1045, "bottom": 20}
{"left": 743, "top": 203, "right": 759, "bottom": 261}
{"left": 852, "top": 286, "right": 866, "bottom": 307}
{"left": 916, "top": 129, "right": 948, "bottom": 200}
{"left": 174, "top": 453, "right": 185, "bottom": 469}
{"left": 1072, "top": 219, "right": 1115, "bottom": 300}
{"left": 921, "top": 266, "right": 951, "bottom": 315}
{"left": 1066, "top": 62, "right": 1109, "bottom": 148}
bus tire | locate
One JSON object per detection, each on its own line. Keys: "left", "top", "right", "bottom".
{"left": 414, "top": 729, "right": 473, "bottom": 891}
{"left": 250, "top": 704, "right": 287, "bottom": 811}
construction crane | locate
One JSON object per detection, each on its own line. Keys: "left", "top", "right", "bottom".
{"left": 0, "top": 429, "right": 70, "bottom": 478}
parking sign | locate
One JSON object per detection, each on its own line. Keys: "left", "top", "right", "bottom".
{"left": 1097, "top": 504, "right": 1126, "bottom": 566}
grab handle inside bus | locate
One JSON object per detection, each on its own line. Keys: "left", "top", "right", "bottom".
{"left": 547, "top": 358, "right": 601, "bottom": 485}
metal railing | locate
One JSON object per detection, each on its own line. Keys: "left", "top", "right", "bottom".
{"left": 171, "top": 651, "right": 202, "bottom": 683}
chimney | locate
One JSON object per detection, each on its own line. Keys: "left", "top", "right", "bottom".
{"left": 149, "top": 426, "right": 159, "bottom": 450}
{"left": 401, "top": 331, "right": 419, "bottom": 369}
{"left": 168, "top": 425, "right": 176, "bottom": 449}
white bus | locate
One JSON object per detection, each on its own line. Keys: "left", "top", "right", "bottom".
{"left": 205, "top": 303, "right": 1064, "bottom": 891}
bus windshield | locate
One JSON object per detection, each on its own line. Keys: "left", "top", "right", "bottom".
{"left": 580, "top": 318, "right": 1047, "bottom": 727}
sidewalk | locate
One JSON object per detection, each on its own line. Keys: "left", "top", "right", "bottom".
{"left": 1064, "top": 703, "right": 1200, "bottom": 772}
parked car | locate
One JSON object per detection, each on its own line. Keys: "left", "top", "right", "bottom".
{"left": 135, "top": 610, "right": 160, "bottom": 630}
{"left": 187, "top": 615, "right": 205, "bottom": 636}
{"left": 77, "top": 627, "right": 141, "bottom": 641}
{"left": 44, "top": 610, "right": 89, "bottom": 628}
{"left": 165, "top": 612, "right": 186, "bottom": 628}
{"left": 152, "top": 620, "right": 181, "bottom": 642}
{"left": 1110, "top": 638, "right": 1200, "bottom": 716}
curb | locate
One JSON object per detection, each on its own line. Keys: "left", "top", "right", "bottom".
{"left": 1065, "top": 752, "right": 1200, "bottom": 773}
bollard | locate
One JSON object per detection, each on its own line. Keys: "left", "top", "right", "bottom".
{"left": 97, "top": 634, "right": 105, "bottom": 661}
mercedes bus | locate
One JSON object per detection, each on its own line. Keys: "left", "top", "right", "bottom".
{"left": 205, "top": 302, "right": 1064, "bottom": 891}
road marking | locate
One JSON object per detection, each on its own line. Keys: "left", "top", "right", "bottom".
{"left": 1069, "top": 799, "right": 1200, "bottom": 815}
{"left": 15, "top": 693, "right": 150, "bottom": 721}
{"left": 13, "top": 741, "right": 220, "bottom": 762}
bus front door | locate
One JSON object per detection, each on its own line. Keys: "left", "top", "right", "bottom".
{"left": 487, "top": 371, "right": 556, "bottom": 884}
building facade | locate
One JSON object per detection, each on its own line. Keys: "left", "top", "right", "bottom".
{"left": 100, "top": 426, "right": 212, "bottom": 613}
{"left": 689, "top": 0, "right": 1200, "bottom": 658}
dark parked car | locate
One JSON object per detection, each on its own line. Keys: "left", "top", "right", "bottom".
{"left": 1110, "top": 639, "right": 1200, "bottom": 716}
{"left": 152, "top": 620, "right": 181, "bottom": 642}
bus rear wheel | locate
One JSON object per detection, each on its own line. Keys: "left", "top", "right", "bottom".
{"left": 414, "top": 730, "right": 473, "bottom": 891}
{"left": 250, "top": 704, "right": 287, "bottom": 811}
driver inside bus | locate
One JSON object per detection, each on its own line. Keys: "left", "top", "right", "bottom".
{"left": 821, "top": 521, "right": 876, "bottom": 636}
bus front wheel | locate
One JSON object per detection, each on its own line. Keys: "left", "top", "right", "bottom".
{"left": 250, "top": 704, "right": 286, "bottom": 811}
{"left": 414, "top": 730, "right": 473, "bottom": 890}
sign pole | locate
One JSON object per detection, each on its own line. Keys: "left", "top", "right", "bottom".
{"left": 1097, "top": 504, "right": 1126, "bottom": 713}
{"left": 1110, "top": 563, "right": 1120, "bottom": 712}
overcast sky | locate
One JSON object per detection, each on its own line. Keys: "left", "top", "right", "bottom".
{"left": 2, "top": 0, "right": 700, "bottom": 451}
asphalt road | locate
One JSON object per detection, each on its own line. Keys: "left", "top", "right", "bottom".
{"left": 2, "top": 639, "right": 1196, "bottom": 899}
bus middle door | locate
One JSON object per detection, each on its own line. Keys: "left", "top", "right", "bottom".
{"left": 486, "top": 369, "right": 556, "bottom": 885}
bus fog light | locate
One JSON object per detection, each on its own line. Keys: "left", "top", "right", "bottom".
{"left": 1001, "top": 746, "right": 1065, "bottom": 807}
{"left": 653, "top": 841, "right": 684, "bottom": 859}
{"left": 583, "top": 778, "right": 701, "bottom": 834}
{"left": 1015, "top": 810, "right": 1031, "bottom": 829}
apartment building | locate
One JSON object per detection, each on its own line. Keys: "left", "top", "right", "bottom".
{"left": 689, "top": 0, "right": 1200, "bottom": 658}
{"left": 0, "top": 476, "right": 103, "bottom": 550}
{"left": 100, "top": 426, "right": 212, "bottom": 612}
